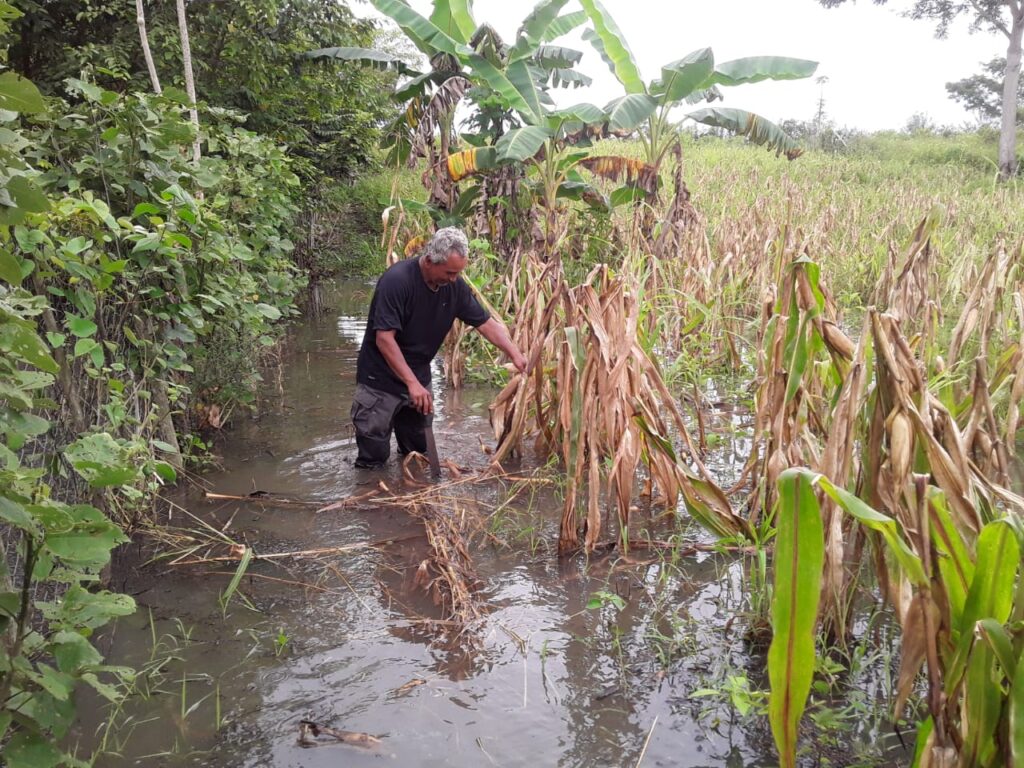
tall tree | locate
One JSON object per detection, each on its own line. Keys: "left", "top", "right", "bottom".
{"left": 175, "top": 0, "right": 201, "bottom": 166}
{"left": 136, "top": 0, "right": 161, "bottom": 94}
{"left": 820, "top": 0, "right": 1024, "bottom": 179}
{"left": 947, "top": 56, "right": 1024, "bottom": 123}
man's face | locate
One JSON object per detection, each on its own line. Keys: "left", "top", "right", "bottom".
{"left": 425, "top": 250, "right": 467, "bottom": 287}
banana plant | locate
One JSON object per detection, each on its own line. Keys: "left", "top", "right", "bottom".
{"left": 306, "top": 0, "right": 590, "bottom": 167}
{"left": 578, "top": 0, "right": 817, "bottom": 172}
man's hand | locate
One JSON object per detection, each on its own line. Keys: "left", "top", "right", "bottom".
{"left": 408, "top": 381, "right": 433, "bottom": 415}
{"left": 476, "top": 318, "right": 529, "bottom": 376}
{"left": 511, "top": 350, "right": 528, "bottom": 374}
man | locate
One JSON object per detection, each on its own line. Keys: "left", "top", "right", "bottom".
{"left": 351, "top": 227, "right": 527, "bottom": 469}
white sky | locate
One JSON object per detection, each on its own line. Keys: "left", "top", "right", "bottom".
{"left": 352, "top": 0, "right": 1006, "bottom": 131}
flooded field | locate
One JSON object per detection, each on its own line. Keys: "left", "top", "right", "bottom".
{"left": 85, "top": 282, "right": 905, "bottom": 768}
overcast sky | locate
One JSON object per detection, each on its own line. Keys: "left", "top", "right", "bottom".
{"left": 351, "top": 0, "right": 1006, "bottom": 131}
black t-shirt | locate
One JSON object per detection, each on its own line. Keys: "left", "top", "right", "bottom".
{"left": 356, "top": 257, "right": 490, "bottom": 395}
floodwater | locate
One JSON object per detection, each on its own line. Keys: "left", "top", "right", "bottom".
{"left": 86, "top": 281, "right": 906, "bottom": 768}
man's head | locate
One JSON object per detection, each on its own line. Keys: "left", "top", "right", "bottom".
{"left": 419, "top": 227, "right": 469, "bottom": 289}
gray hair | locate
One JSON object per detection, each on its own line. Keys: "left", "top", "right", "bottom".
{"left": 424, "top": 227, "right": 469, "bottom": 264}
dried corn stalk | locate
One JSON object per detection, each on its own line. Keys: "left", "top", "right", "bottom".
{"left": 489, "top": 255, "right": 747, "bottom": 553}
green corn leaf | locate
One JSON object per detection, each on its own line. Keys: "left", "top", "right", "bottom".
{"left": 769, "top": 468, "right": 825, "bottom": 768}
{"left": 962, "top": 642, "right": 1000, "bottom": 766}
{"left": 947, "top": 520, "right": 1020, "bottom": 696}
{"left": 928, "top": 487, "right": 973, "bottom": 624}
{"left": 784, "top": 315, "right": 809, "bottom": 404}
{"left": 910, "top": 716, "right": 935, "bottom": 768}
{"left": 815, "top": 475, "right": 928, "bottom": 586}
{"left": 1011, "top": 654, "right": 1024, "bottom": 764}
{"left": 977, "top": 618, "right": 1016, "bottom": 680}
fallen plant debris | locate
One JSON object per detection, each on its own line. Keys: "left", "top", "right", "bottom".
{"left": 297, "top": 720, "right": 383, "bottom": 750}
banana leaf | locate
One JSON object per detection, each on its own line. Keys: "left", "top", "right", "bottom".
{"left": 579, "top": 0, "right": 645, "bottom": 94}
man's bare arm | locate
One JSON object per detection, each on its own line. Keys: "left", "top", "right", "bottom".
{"left": 375, "top": 330, "right": 432, "bottom": 414}
{"left": 475, "top": 318, "right": 527, "bottom": 373}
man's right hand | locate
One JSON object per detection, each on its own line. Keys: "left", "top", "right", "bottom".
{"left": 408, "top": 381, "right": 433, "bottom": 415}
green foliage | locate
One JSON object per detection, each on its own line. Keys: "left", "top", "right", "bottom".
{"left": 0, "top": 0, "right": 318, "bottom": 754}
{"left": 0, "top": 69, "right": 136, "bottom": 768}
{"left": 22, "top": 79, "right": 303, "bottom": 419}
{"left": 769, "top": 469, "right": 825, "bottom": 768}
{"left": 3, "top": 0, "right": 395, "bottom": 179}
{"left": 769, "top": 468, "right": 1024, "bottom": 768}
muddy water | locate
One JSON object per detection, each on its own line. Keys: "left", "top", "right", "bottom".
{"left": 91, "top": 281, "right": 902, "bottom": 768}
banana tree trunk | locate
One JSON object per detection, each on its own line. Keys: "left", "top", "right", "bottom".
{"left": 136, "top": 0, "right": 162, "bottom": 94}
{"left": 998, "top": 11, "right": 1023, "bottom": 181}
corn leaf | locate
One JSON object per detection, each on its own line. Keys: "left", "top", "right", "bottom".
{"left": 579, "top": 0, "right": 646, "bottom": 94}
{"left": 1011, "top": 654, "right": 1024, "bottom": 764}
{"left": 962, "top": 643, "right": 1001, "bottom": 766}
{"left": 769, "top": 468, "right": 825, "bottom": 768}
{"left": 977, "top": 618, "right": 1016, "bottom": 681}
{"left": 947, "top": 520, "right": 1020, "bottom": 696}
{"left": 815, "top": 474, "right": 928, "bottom": 586}
{"left": 928, "top": 487, "right": 974, "bottom": 623}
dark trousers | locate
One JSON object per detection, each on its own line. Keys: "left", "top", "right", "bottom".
{"left": 350, "top": 383, "right": 427, "bottom": 467}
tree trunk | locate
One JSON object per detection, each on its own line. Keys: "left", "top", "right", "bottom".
{"left": 136, "top": 0, "right": 162, "bottom": 94}
{"left": 998, "top": 11, "right": 1023, "bottom": 180}
{"left": 175, "top": 0, "right": 202, "bottom": 166}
